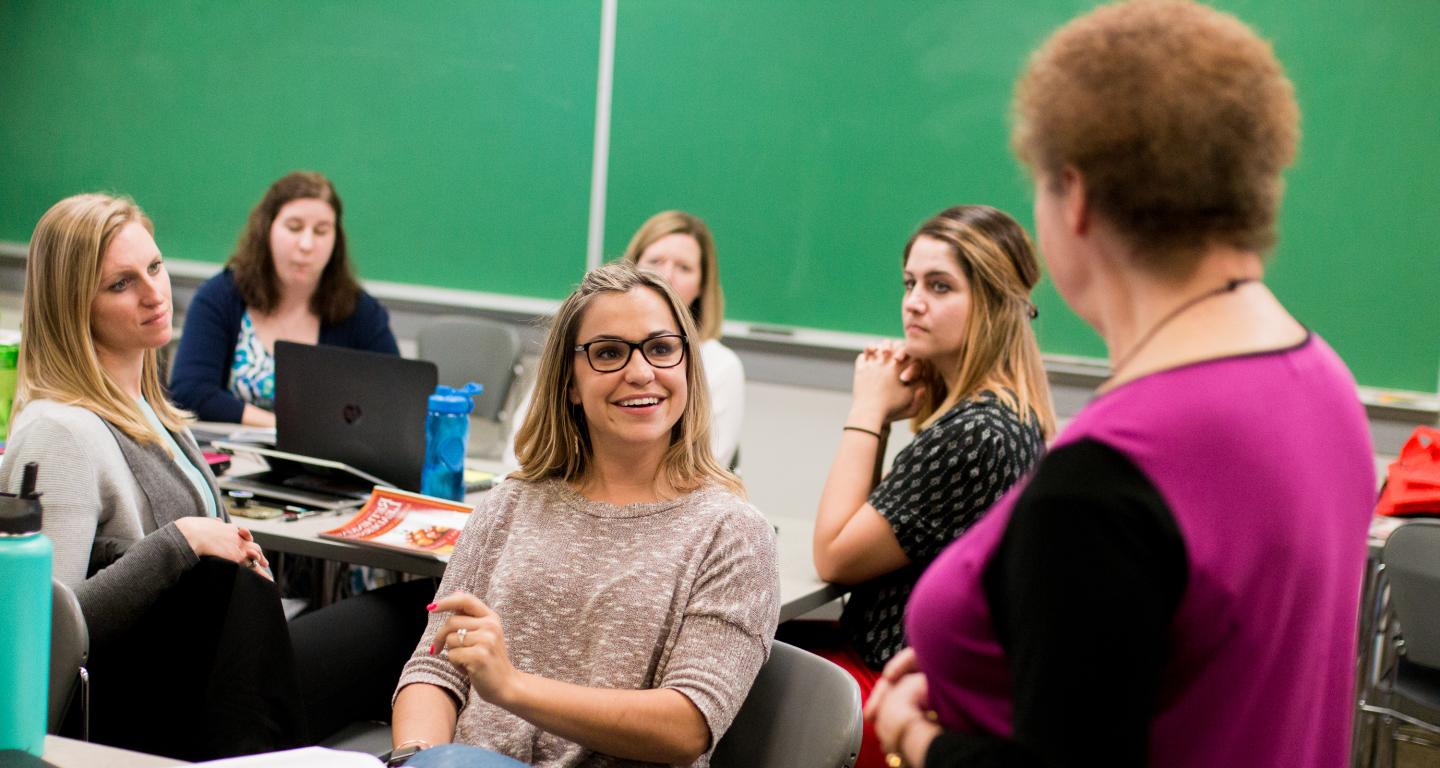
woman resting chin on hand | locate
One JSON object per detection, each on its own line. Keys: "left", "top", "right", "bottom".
{"left": 795, "top": 206, "right": 1054, "bottom": 768}
{"left": 391, "top": 263, "right": 780, "bottom": 768}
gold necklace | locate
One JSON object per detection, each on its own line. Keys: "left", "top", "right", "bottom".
{"left": 1107, "top": 277, "right": 1258, "bottom": 381}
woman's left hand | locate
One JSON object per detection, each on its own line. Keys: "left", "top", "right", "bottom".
{"left": 429, "top": 593, "right": 519, "bottom": 705}
{"left": 865, "top": 647, "right": 919, "bottom": 721}
{"left": 868, "top": 671, "right": 940, "bottom": 765}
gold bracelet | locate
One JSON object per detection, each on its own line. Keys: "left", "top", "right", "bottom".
{"left": 885, "top": 752, "right": 906, "bottom": 768}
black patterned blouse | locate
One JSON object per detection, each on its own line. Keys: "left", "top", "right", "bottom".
{"left": 840, "top": 390, "right": 1045, "bottom": 669}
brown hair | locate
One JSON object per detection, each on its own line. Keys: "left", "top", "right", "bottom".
{"left": 905, "top": 206, "right": 1056, "bottom": 438}
{"left": 18, "top": 193, "right": 187, "bottom": 447}
{"left": 227, "top": 170, "right": 362, "bottom": 323}
{"left": 621, "top": 211, "right": 725, "bottom": 341}
{"left": 511, "top": 262, "right": 742, "bottom": 495}
{"left": 1012, "top": 0, "right": 1299, "bottom": 270}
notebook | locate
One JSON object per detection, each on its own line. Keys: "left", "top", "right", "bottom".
{"left": 217, "top": 343, "right": 437, "bottom": 506}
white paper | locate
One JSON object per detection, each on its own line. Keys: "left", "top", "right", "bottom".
{"left": 196, "top": 746, "right": 383, "bottom": 767}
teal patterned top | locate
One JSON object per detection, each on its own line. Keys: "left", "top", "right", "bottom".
{"left": 227, "top": 311, "right": 274, "bottom": 410}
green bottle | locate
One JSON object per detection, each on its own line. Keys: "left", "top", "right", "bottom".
{"left": 0, "top": 343, "right": 17, "bottom": 442}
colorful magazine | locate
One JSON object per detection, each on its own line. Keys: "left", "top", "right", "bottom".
{"left": 320, "top": 487, "right": 474, "bottom": 559}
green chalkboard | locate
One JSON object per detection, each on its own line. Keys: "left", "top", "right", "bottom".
{"left": 604, "top": 0, "right": 1440, "bottom": 393}
{"left": 0, "top": 0, "right": 599, "bottom": 299}
{"left": 3, "top": 1, "right": 1437, "bottom": 391}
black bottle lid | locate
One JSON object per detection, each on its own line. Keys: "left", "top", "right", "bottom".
{"left": 0, "top": 462, "right": 44, "bottom": 535}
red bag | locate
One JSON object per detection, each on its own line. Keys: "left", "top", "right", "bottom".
{"left": 1377, "top": 426, "right": 1440, "bottom": 517}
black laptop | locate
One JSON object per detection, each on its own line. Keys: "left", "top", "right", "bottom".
{"left": 272, "top": 341, "right": 436, "bottom": 491}
{"left": 217, "top": 342, "right": 437, "bottom": 506}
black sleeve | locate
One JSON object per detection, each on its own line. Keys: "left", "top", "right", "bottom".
{"left": 924, "top": 439, "right": 1187, "bottom": 768}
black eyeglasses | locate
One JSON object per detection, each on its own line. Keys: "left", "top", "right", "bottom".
{"left": 573, "top": 334, "right": 688, "bottom": 373}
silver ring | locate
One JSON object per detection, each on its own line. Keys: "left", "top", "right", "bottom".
{"left": 245, "top": 558, "right": 259, "bottom": 569}
{"left": 457, "top": 627, "right": 467, "bottom": 646}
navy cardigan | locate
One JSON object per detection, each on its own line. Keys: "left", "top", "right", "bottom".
{"left": 168, "top": 269, "right": 400, "bottom": 422}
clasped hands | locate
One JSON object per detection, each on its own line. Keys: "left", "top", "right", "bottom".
{"left": 428, "top": 592, "right": 518, "bottom": 705}
{"left": 865, "top": 648, "right": 942, "bottom": 767}
{"left": 173, "top": 516, "right": 271, "bottom": 581}
{"left": 850, "top": 341, "right": 928, "bottom": 428}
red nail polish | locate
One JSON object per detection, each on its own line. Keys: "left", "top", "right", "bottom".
{"left": 428, "top": 644, "right": 435, "bottom": 656}
{"left": 426, "top": 602, "right": 437, "bottom": 612}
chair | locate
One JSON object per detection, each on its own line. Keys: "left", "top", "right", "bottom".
{"left": 318, "top": 641, "right": 863, "bottom": 766}
{"left": 1357, "top": 520, "right": 1440, "bottom": 766}
{"left": 415, "top": 315, "right": 522, "bottom": 423}
{"left": 711, "top": 640, "right": 863, "bottom": 768}
{"left": 49, "top": 579, "right": 89, "bottom": 739}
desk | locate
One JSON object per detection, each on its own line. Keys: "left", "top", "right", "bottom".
{"left": 771, "top": 515, "right": 847, "bottom": 622}
{"left": 211, "top": 431, "right": 844, "bottom": 619}
{"left": 41, "top": 735, "right": 186, "bottom": 767}
{"left": 243, "top": 504, "right": 843, "bottom": 623}
{"left": 211, "top": 435, "right": 840, "bottom": 619}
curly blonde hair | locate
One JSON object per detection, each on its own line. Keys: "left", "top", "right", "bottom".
{"left": 1012, "top": 0, "right": 1300, "bottom": 269}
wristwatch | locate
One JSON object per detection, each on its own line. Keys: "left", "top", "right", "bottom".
{"left": 384, "top": 743, "right": 426, "bottom": 766}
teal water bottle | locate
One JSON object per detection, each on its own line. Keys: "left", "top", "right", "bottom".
{"left": 421, "top": 383, "right": 483, "bottom": 501}
{"left": 0, "top": 462, "right": 52, "bottom": 755}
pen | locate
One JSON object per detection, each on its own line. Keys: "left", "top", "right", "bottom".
{"left": 283, "top": 505, "right": 332, "bottom": 522}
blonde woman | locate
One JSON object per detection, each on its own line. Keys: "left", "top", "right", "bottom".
{"left": 504, "top": 211, "right": 743, "bottom": 469}
{"left": 800, "top": 205, "right": 1055, "bottom": 768}
{"left": 392, "top": 262, "right": 779, "bottom": 767}
{"left": 1, "top": 193, "right": 302, "bottom": 758}
{"left": 621, "top": 211, "right": 743, "bottom": 467}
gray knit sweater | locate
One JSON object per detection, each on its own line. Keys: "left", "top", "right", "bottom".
{"left": 396, "top": 477, "right": 781, "bottom": 767}
{"left": 0, "top": 399, "right": 223, "bottom": 643}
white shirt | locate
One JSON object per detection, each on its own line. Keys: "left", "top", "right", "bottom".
{"left": 503, "top": 338, "right": 746, "bottom": 470}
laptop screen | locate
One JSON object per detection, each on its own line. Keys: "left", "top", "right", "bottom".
{"left": 274, "top": 342, "right": 437, "bottom": 491}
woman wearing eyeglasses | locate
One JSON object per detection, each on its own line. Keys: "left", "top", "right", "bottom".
{"left": 390, "top": 262, "right": 779, "bottom": 767}
{"left": 504, "top": 210, "right": 744, "bottom": 471}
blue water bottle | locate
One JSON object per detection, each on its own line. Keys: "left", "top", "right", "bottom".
{"left": 421, "top": 383, "right": 483, "bottom": 501}
{"left": 0, "top": 462, "right": 52, "bottom": 755}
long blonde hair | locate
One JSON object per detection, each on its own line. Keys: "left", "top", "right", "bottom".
{"left": 17, "top": 193, "right": 187, "bottom": 446}
{"left": 512, "top": 262, "right": 742, "bottom": 495}
{"left": 906, "top": 206, "right": 1056, "bottom": 438}
{"left": 621, "top": 211, "right": 725, "bottom": 342}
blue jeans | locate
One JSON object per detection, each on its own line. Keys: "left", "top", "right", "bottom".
{"left": 402, "top": 743, "right": 529, "bottom": 767}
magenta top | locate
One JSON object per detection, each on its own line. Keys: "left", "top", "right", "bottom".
{"left": 907, "top": 335, "right": 1375, "bottom": 767}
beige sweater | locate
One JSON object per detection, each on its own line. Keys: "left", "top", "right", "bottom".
{"left": 396, "top": 478, "right": 780, "bottom": 767}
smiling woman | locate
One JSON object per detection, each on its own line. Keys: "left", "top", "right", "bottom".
{"left": 503, "top": 210, "right": 747, "bottom": 472}
{"left": 168, "top": 171, "right": 400, "bottom": 426}
{"left": 390, "top": 262, "right": 778, "bottom": 767}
